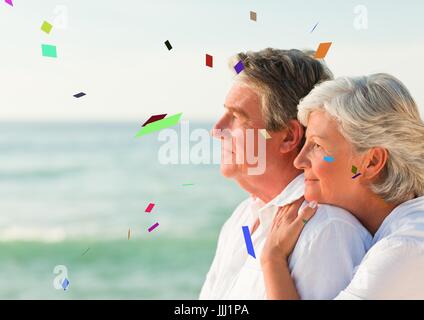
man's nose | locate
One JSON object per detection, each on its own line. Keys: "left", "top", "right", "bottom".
{"left": 211, "top": 114, "right": 230, "bottom": 139}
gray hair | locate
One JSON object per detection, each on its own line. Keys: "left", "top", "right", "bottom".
{"left": 229, "top": 48, "right": 333, "bottom": 132}
{"left": 298, "top": 73, "right": 424, "bottom": 203}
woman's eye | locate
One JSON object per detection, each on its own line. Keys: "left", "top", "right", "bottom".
{"left": 313, "top": 143, "right": 322, "bottom": 150}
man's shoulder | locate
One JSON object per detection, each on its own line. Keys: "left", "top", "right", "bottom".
{"left": 302, "top": 203, "right": 371, "bottom": 243}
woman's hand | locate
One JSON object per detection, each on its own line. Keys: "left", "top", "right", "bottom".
{"left": 261, "top": 198, "right": 318, "bottom": 265}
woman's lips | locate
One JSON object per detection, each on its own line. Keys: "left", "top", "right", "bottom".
{"left": 305, "top": 178, "right": 319, "bottom": 183}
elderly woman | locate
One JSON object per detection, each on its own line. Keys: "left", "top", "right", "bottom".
{"left": 261, "top": 73, "right": 424, "bottom": 299}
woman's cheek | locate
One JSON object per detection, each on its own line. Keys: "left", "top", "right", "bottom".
{"left": 312, "top": 155, "right": 329, "bottom": 179}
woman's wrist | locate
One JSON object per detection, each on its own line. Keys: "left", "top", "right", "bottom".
{"left": 260, "top": 253, "right": 288, "bottom": 268}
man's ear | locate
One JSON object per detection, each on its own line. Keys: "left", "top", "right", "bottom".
{"left": 361, "top": 147, "right": 388, "bottom": 180}
{"left": 279, "top": 120, "right": 304, "bottom": 154}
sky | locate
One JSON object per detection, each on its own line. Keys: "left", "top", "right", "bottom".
{"left": 1, "top": 0, "right": 423, "bottom": 122}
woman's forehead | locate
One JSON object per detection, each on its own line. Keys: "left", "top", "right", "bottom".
{"left": 306, "top": 110, "right": 342, "bottom": 140}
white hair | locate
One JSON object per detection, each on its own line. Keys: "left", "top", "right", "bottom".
{"left": 297, "top": 73, "right": 424, "bottom": 203}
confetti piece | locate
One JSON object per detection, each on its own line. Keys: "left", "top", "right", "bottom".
{"left": 302, "top": 218, "right": 308, "bottom": 225}
{"left": 314, "top": 42, "right": 332, "bottom": 59}
{"left": 351, "top": 165, "right": 358, "bottom": 174}
{"left": 205, "top": 54, "right": 213, "bottom": 68}
{"left": 142, "top": 114, "right": 167, "bottom": 127}
{"left": 145, "top": 203, "right": 155, "bottom": 213}
{"left": 41, "top": 44, "right": 57, "bottom": 58}
{"left": 242, "top": 226, "right": 256, "bottom": 258}
{"left": 250, "top": 11, "right": 257, "bottom": 21}
{"left": 81, "top": 248, "right": 90, "bottom": 256}
{"left": 128, "top": 228, "right": 131, "bottom": 240}
{"left": 41, "top": 21, "right": 53, "bottom": 34}
{"left": 148, "top": 222, "right": 159, "bottom": 232}
{"left": 4, "top": 0, "right": 13, "bottom": 6}
{"left": 310, "top": 22, "right": 319, "bottom": 33}
{"left": 164, "top": 40, "right": 172, "bottom": 51}
{"left": 73, "top": 92, "right": 86, "bottom": 98}
{"left": 324, "top": 156, "right": 334, "bottom": 162}
{"left": 61, "top": 278, "right": 69, "bottom": 290}
{"left": 135, "top": 113, "right": 182, "bottom": 137}
{"left": 352, "top": 173, "right": 361, "bottom": 179}
{"left": 234, "top": 60, "right": 245, "bottom": 74}
{"left": 182, "top": 183, "right": 194, "bottom": 186}
{"left": 259, "top": 129, "right": 271, "bottom": 139}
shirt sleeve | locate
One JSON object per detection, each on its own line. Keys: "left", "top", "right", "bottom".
{"left": 198, "top": 222, "right": 227, "bottom": 300}
{"left": 289, "top": 218, "right": 369, "bottom": 300}
{"left": 198, "top": 199, "right": 251, "bottom": 299}
{"left": 335, "top": 238, "right": 424, "bottom": 300}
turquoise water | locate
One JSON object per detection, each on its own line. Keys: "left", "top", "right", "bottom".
{"left": 0, "top": 122, "right": 246, "bottom": 299}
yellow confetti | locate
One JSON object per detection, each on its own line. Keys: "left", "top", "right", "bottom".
{"left": 259, "top": 129, "right": 271, "bottom": 139}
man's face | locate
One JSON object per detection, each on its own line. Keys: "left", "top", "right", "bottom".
{"left": 212, "top": 82, "right": 266, "bottom": 179}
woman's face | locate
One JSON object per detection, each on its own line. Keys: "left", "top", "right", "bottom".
{"left": 294, "top": 110, "right": 363, "bottom": 206}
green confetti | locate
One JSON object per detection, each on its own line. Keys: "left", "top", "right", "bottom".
{"left": 41, "top": 44, "right": 57, "bottom": 58}
{"left": 351, "top": 165, "right": 358, "bottom": 174}
{"left": 135, "top": 113, "right": 182, "bottom": 137}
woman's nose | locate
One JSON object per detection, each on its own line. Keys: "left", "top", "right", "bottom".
{"left": 294, "top": 146, "right": 310, "bottom": 170}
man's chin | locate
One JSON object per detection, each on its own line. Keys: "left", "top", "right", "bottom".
{"left": 219, "top": 164, "right": 238, "bottom": 178}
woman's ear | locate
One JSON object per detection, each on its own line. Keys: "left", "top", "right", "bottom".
{"left": 279, "top": 120, "right": 304, "bottom": 154}
{"left": 361, "top": 147, "right": 388, "bottom": 180}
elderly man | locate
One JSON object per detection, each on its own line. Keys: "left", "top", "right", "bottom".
{"left": 199, "top": 48, "right": 372, "bottom": 300}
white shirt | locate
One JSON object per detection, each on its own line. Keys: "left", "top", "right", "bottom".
{"left": 199, "top": 174, "right": 372, "bottom": 300}
{"left": 336, "top": 196, "right": 424, "bottom": 300}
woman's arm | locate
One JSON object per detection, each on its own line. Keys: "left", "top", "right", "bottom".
{"left": 261, "top": 258, "right": 300, "bottom": 300}
{"left": 260, "top": 198, "right": 318, "bottom": 300}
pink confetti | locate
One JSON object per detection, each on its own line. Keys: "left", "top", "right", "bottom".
{"left": 5, "top": 0, "right": 13, "bottom": 6}
{"left": 145, "top": 203, "right": 155, "bottom": 213}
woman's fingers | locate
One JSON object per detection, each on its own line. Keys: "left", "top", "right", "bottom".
{"left": 288, "top": 197, "right": 305, "bottom": 219}
{"left": 294, "top": 200, "right": 318, "bottom": 229}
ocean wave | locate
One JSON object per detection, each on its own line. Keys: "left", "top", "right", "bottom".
{"left": 0, "top": 167, "right": 84, "bottom": 180}
{"left": 0, "top": 226, "right": 67, "bottom": 242}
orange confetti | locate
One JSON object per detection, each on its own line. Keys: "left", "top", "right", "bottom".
{"left": 315, "top": 42, "right": 332, "bottom": 59}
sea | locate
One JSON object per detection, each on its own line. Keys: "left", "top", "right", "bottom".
{"left": 0, "top": 121, "right": 246, "bottom": 299}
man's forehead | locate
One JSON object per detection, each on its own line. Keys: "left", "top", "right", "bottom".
{"left": 225, "top": 83, "right": 260, "bottom": 112}
{"left": 226, "top": 82, "right": 259, "bottom": 102}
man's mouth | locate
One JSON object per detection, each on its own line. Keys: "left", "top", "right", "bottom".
{"left": 222, "top": 148, "right": 235, "bottom": 154}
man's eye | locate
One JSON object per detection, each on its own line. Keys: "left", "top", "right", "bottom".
{"left": 313, "top": 143, "right": 322, "bottom": 150}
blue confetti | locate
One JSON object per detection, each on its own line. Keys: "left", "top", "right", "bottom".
{"left": 242, "top": 226, "right": 256, "bottom": 258}
{"left": 61, "top": 278, "right": 69, "bottom": 290}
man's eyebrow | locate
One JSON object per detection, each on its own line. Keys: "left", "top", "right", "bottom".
{"left": 223, "top": 104, "right": 249, "bottom": 118}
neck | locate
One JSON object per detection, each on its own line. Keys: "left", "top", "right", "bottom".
{"left": 342, "top": 191, "right": 397, "bottom": 235}
{"left": 236, "top": 162, "right": 302, "bottom": 204}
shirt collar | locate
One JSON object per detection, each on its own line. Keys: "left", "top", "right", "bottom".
{"left": 248, "top": 173, "right": 305, "bottom": 231}
{"left": 259, "top": 173, "right": 305, "bottom": 213}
